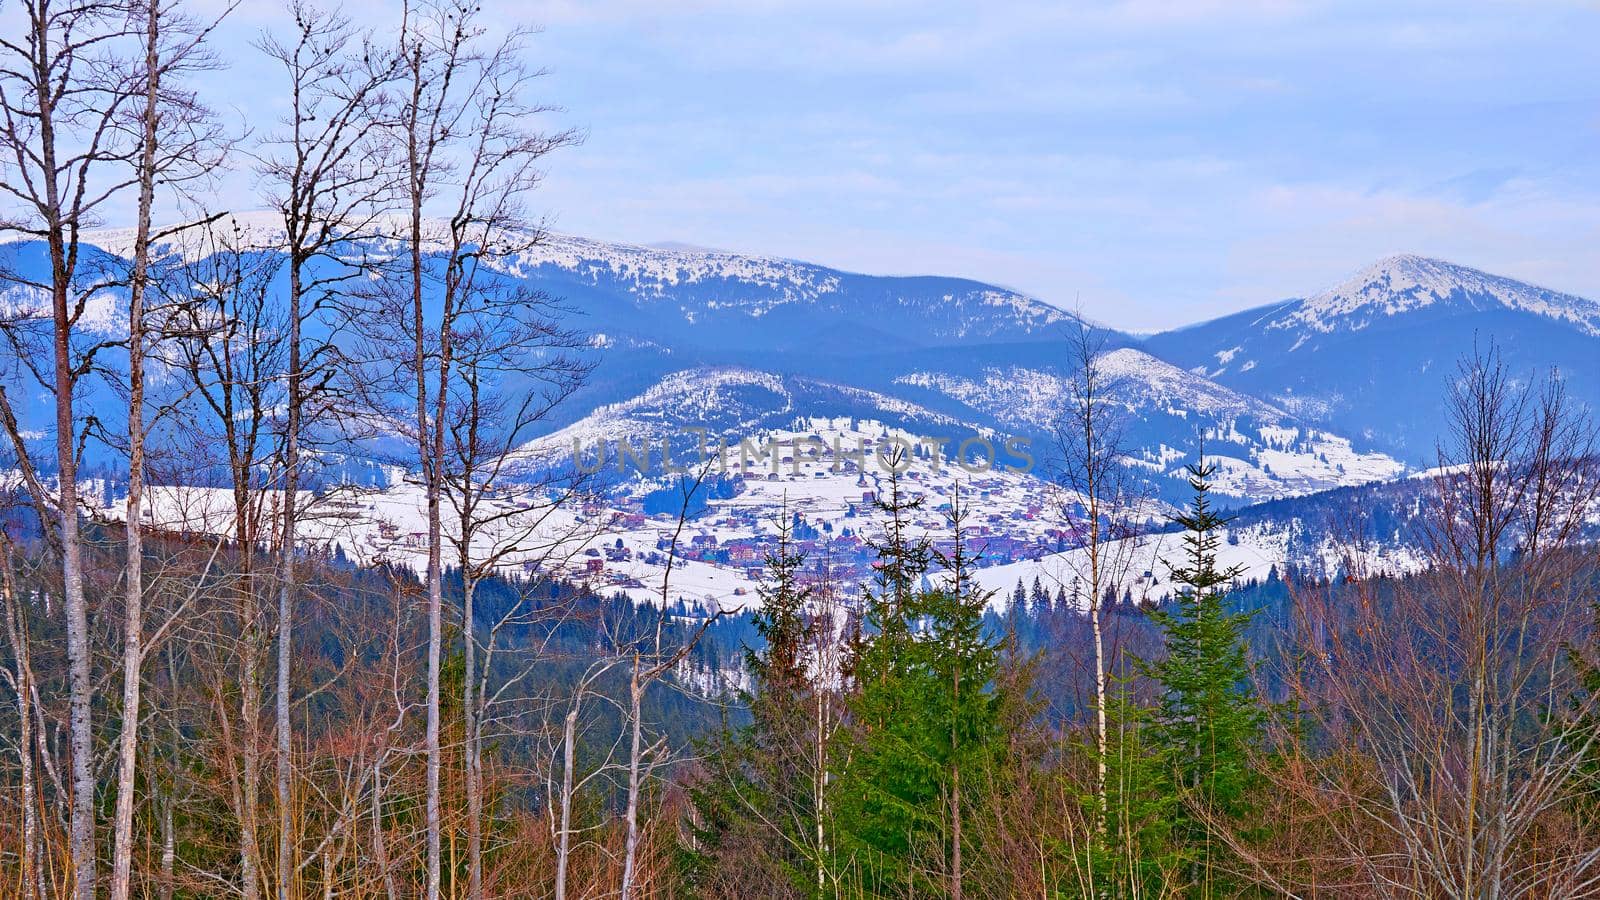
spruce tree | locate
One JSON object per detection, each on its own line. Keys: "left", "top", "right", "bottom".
{"left": 833, "top": 480, "right": 1007, "bottom": 897}
{"left": 832, "top": 468, "right": 934, "bottom": 892}
{"left": 1567, "top": 599, "right": 1600, "bottom": 822}
{"left": 681, "top": 507, "right": 819, "bottom": 894}
{"left": 1144, "top": 461, "right": 1266, "bottom": 895}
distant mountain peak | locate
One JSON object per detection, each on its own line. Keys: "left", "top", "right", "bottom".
{"left": 1277, "top": 255, "right": 1600, "bottom": 336}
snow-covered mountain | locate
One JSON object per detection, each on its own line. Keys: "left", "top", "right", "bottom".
{"left": 497, "top": 230, "right": 1080, "bottom": 363}
{"left": 1279, "top": 254, "right": 1600, "bottom": 337}
{"left": 2, "top": 221, "right": 1410, "bottom": 505}
{"left": 15, "top": 220, "right": 1585, "bottom": 504}
{"left": 893, "top": 348, "right": 1402, "bottom": 500}
{"left": 1142, "top": 255, "right": 1600, "bottom": 461}
{"left": 22, "top": 220, "right": 1600, "bottom": 613}
{"left": 517, "top": 353, "right": 1402, "bottom": 504}
{"left": 521, "top": 366, "right": 981, "bottom": 471}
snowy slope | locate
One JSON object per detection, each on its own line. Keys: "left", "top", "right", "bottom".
{"left": 1142, "top": 256, "right": 1600, "bottom": 461}
{"left": 518, "top": 366, "right": 984, "bottom": 475}
{"left": 1279, "top": 254, "right": 1600, "bottom": 337}
{"left": 895, "top": 348, "right": 1404, "bottom": 501}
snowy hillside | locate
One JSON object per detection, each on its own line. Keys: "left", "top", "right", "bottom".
{"left": 1142, "top": 255, "right": 1600, "bottom": 461}
{"left": 519, "top": 366, "right": 982, "bottom": 472}
{"left": 1278, "top": 254, "right": 1600, "bottom": 337}
{"left": 895, "top": 348, "right": 1404, "bottom": 501}
{"left": 20, "top": 221, "right": 1599, "bottom": 619}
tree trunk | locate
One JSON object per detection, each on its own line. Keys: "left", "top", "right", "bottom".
{"left": 276, "top": 258, "right": 305, "bottom": 900}
{"left": 555, "top": 703, "right": 579, "bottom": 900}
{"left": 409, "top": 149, "right": 446, "bottom": 900}
{"left": 2, "top": 539, "right": 41, "bottom": 900}
{"left": 160, "top": 644, "right": 181, "bottom": 900}
{"left": 40, "top": 102, "right": 99, "bottom": 900}
{"left": 620, "top": 668, "right": 645, "bottom": 900}
{"left": 228, "top": 289, "right": 264, "bottom": 900}
{"left": 160, "top": 788, "right": 175, "bottom": 900}
{"left": 56, "top": 213, "right": 97, "bottom": 900}
{"left": 951, "top": 764, "right": 963, "bottom": 900}
{"left": 371, "top": 759, "right": 399, "bottom": 900}
{"left": 814, "top": 681, "right": 828, "bottom": 892}
{"left": 1091, "top": 592, "right": 1107, "bottom": 824}
{"left": 110, "top": 3, "right": 163, "bottom": 894}
{"left": 464, "top": 575, "right": 483, "bottom": 900}
{"left": 1088, "top": 464, "right": 1108, "bottom": 830}
{"left": 240, "top": 596, "right": 264, "bottom": 900}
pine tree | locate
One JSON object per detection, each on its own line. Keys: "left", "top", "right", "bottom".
{"left": 1144, "top": 461, "right": 1266, "bottom": 896}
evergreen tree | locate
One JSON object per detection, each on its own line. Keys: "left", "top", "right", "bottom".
{"left": 1143, "top": 461, "right": 1266, "bottom": 895}
{"left": 832, "top": 481, "right": 1007, "bottom": 897}
{"left": 831, "top": 469, "right": 933, "bottom": 892}
{"left": 920, "top": 491, "right": 1007, "bottom": 898}
{"left": 1087, "top": 682, "right": 1183, "bottom": 897}
{"left": 680, "top": 508, "right": 820, "bottom": 895}
{"left": 749, "top": 513, "right": 814, "bottom": 702}
{"left": 1567, "top": 598, "right": 1600, "bottom": 823}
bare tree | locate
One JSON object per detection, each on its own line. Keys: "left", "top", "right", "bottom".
{"left": 0, "top": 3, "right": 152, "bottom": 892}
{"left": 446, "top": 355, "right": 591, "bottom": 897}
{"left": 1050, "top": 317, "right": 1152, "bottom": 828}
{"left": 550, "top": 651, "right": 623, "bottom": 900}
{"left": 156, "top": 218, "right": 289, "bottom": 899}
{"left": 0, "top": 528, "right": 42, "bottom": 900}
{"left": 106, "top": 3, "right": 225, "bottom": 896}
{"left": 617, "top": 465, "right": 728, "bottom": 899}
{"left": 371, "top": 2, "right": 579, "bottom": 894}
{"left": 1257, "top": 345, "right": 1600, "bottom": 896}
{"left": 256, "top": 4, "right": 398, "bottom": 894}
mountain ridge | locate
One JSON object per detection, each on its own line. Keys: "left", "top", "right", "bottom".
{"left": 1276, "top": 253, "right": 1600, "bottom": 337}
{"left": 11, "top": 221, "right": 1595, "bottom": 477}
{"left": 60, "top": 214, "right": 1600, "bottom": 342}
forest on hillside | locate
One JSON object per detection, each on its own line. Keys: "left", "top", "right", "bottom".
{"left": 2, "top": 1, "right": 1600, "bottom": 898}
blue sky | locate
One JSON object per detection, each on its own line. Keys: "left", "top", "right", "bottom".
{"left": 206, "top": 1, "right": 1600, "bottom": 330}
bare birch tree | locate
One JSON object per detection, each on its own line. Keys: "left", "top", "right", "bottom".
{"left": 373, "top": 2, "right": 578, "bottom": 893}
{"left": 106, "top": 3, "right": 225, "bottom": 895}
{"left": 1050, "top": 317, "right": 1152, "bottom": 828}
{"left": 0, "top": 3, "right": 151, "bottom": 892}
{"left": 256, "top": 4, "right": 397, "bottom": 894}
